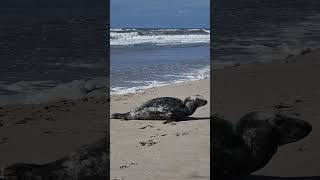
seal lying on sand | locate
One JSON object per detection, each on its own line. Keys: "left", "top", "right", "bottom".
{"left": 111, "top": 96, "right": 207, "bottom": 122}
{"left": 213, "top": 111, "right": 312, "bottom": 179}
{"left": 1, "top": 138, "right": 108, "bottom": 180}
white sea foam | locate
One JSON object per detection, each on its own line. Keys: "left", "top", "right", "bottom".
{"left": 111, "top": 66, "right": 210, "bottom": 95}
{"left": 179, "top": 66, "right": 210, "bottom": 81}
{"left": 111, "top": 34, "right": 209, "bottom": 46}
{"left": 110, "top": 28, "right": 210, "bottom": 46}
{"left": 111, "top": 80, "right": 168, "bottom": 95}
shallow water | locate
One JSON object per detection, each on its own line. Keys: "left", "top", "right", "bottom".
{"left": 110, "top": 28, "right": 210, "bottom": 94}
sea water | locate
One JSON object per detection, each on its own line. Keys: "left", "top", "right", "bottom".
{"left": 215, "top": 0, "right": 320, "bottom": 66}
{"left": 110, "top": 28, "right": 210, "bottom": 94}
{"left": 3, "top": 0, "right": 320, "bottom": 104}
{"left": 0, "top": 10, "right": 107, "bottom": 105}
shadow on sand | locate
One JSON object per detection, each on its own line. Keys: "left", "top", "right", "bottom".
{"left": 113, "top": 117, "right": 210, "bottom": 122}
{"left": 184, "top": 116, "right": 210, "bottom": 121}
{"left": 236, "top": 175, "right": 320, "bottom": 180}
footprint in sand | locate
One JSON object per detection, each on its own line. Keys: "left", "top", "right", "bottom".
{"left": 14, "top": 119, "right": 28, "bottom": 124}
{"left": 0, "top": 114, "right": 7, "bottom": 117}
{"left": 150, "top": 134, "right": 167, "bottom": 138}
{"left": 120, "top": 162, "right": 138, "bottom": 169}
{"left": 0, "top": 137, "right": 8, "bottom": 144}
{"left": 163, "top": 121, "right": 176, "bottom": 125}
{"left": 176, "top": 132, "right": 189, "bottom": 136}
{"left": 150, "top": 134, "right": 158, "bottom": 138}
{"left": 273, "top": 103, "right": 294, "bottom": 109}
{"left": 139, "top": 125, "right": 154, "bottom": 129}
{"left": 139, "top": 140, "right": 158, "bottom": 146}
{"left": 113, "top": 177, "right": 124, "bottom": 180}
{"left": 298, "top": 145, "right": 309, "bottom": 152}
{"left": 291, "top": 112, "right": 301, "bottom": 116}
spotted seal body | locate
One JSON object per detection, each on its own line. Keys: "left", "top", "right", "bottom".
{"left": 1, "top": 138, "right": 108, "bottom": 180}
{"left": 213, "top": 111, "right": 312, "bottom": 178}
{"left": 111, "top": 96, "right": 207, "bottom": 121}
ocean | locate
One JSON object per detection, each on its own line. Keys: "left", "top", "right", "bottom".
{"left": 110, "top": 28, "right": 210, "bottom": 94}
{"left": 2, "top": 0, "right": 320, "bottom": 104}
{"left": 215, "top": 0, "right": 320, "bottom": 67}
{"left": 0, "top": 9, "right": 107, "bottom": 105}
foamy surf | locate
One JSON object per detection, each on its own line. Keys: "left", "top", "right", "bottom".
{"left": 111, "top": 28, "right": 210, "bottom": 46}
{"left": 111, "top": 66, "right": 210, "bottom": 95}
{"left": 110, "top": 28, "right": 210, "bottom": 96}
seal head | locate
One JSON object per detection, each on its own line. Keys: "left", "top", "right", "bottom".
{"left": 236, "top": 111, "right": 312, "bottom": 147}
{"left": 183, "top": 96, "right": 208, "bottom": 116}
{"left": 214, "top": 111, "right": 312, "bottom": 178}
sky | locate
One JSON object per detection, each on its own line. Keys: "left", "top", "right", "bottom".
{"left": 111, "top": 0, "right": 210, "bottom": 28}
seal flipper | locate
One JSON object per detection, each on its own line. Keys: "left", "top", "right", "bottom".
{"left": 111, "top": 112, "right": 130, "bottom": 120}
{"left": 163, "top": 120, "right": 174, "bottom": 124}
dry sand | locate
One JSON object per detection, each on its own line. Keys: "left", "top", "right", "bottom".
{"left": 0, "top": 78, "right": 210, "bottom": 179}
{"left": 0, "top": 96, "right": 107, "bottom": 168}
{"left": 213, "top": 50, "right": 320, "bottom": 178}
{"left": 110, "top": 79, "right": 210, "bottom": 180}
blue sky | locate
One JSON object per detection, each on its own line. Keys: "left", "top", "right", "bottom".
{"left": 111, "top": 0, "right": 209, "bottom": 28}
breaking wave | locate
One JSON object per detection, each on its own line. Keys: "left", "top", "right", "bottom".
{"left": 110, "top": 28, "right": 210, "bottom": 46}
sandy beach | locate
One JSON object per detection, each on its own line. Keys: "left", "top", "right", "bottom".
{"left": 0, "top": 78, "right": 210, "bottom": 179}
{"left": 213, "top": 49, "right": 320, "bottom": 178}
{"left": 0, "top": 92, "right": 108, "bottom": 169}
{"left": 110, "top": 79, "right": 210, "bottom": 180}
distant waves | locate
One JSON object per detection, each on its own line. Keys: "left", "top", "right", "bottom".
{"left": 110, "top": 28, "right": 210, "bottom": 46}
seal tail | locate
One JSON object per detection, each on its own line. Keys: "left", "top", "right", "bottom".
{"left": 111, "top": 112, "right": 129, "bottom": 119}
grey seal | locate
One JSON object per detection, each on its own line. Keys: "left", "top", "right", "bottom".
{"left": 1, "top": 138, "right": 108, "bottom": 180}
{"left": 111, "top": 96, "right": 207, "bottom": 122}
{"left": 213, "top": 111, "right": 312, "bottom": 178}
